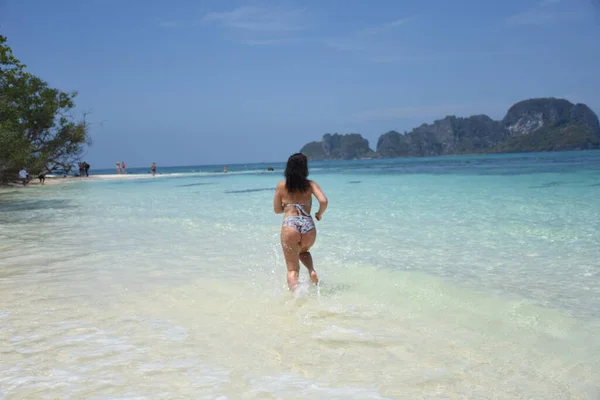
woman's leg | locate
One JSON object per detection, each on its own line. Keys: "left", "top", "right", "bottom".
{"left": 299, "top": 229, "right": 318, "bottom": 284}
{"left": 281, "top": 226, "right": 302, "bottom": 291}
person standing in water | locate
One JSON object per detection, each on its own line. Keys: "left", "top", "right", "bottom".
{"left": 121, "top": 161, "right": 126, "bottom": 174}
{"left": 151, "top": 162, "right": 156, "bottom": 176}
{"left": 273, "top": 153, "right": 328, "bottom": 291}
{"left": 115, "top": 162, "right": 121, "bottom": 174}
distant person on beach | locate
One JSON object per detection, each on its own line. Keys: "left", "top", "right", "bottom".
{"left": 18, "top": 168, "right": 29, "bottom": 186}
{"left": 151, "top": 162, "right": 156, "bottom": 176}
{"left": 273, "top": 153, "right": 328, "bottom": 291}
{"left": 115, "top": 162, "right": 121, "bottom": 174}
{"left": 84, "top": 162, "right": 90, "bottom": 177}
{"left": 38, "top": 172, "right": 46, "bottom": 184}
{"left": 223, "top": 165, "right": 228, "bottom": 173}
{"left": 78, "top": 162, "right": 84, "bottom": 177}
{"left": 121, "top": 161, "right": 126, "bottom": 174}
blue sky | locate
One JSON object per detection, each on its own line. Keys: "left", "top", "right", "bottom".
{"left": 2, "top": 0, "right": 600, "bottom": 167}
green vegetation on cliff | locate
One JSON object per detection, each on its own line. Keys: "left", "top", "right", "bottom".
{"left": 300, "top": 133, "right": 376, "bottom": 161}
{"left": 300, "top": 98, "right": 600, "bottom": 160}
{"left": 376, "top": 115, "right": 505, "bottom": 158}
{"left": 492, "top": 123, "right": 600, "bottom": 153}
{"left": 494, "top": 98, "right": 600, "bottom": 152}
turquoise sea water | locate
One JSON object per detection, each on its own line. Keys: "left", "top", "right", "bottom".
{"left": 1, "top": 151, "right": 599, "bottom": 399}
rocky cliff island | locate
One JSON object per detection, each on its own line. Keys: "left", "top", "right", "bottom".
{"left": 300, "top": 133, "right": 377, "bottom": 161}
{"left": 300, "top": 98, "right": 600, "bottom": 160}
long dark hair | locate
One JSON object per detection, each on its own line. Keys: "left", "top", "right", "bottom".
{"left": 284, "top": 153, "right": 310, "bottom": 193}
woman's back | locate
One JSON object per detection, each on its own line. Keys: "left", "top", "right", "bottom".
{"left": 278, "top": 180, "right": 314, "bottom": 217}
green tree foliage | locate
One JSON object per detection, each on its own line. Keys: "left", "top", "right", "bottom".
{"left": 0, "top": 35, "right": 90, "bottom": 183}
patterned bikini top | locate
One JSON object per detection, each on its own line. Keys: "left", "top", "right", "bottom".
{"left": 283, "top": 201, "right": 312, "bottom": 217}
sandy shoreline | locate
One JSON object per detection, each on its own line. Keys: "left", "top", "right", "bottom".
{"left": 0, "top": 176, "right": 72, "bottom": 194}
{"left": 0, "top": 173, "right": 155, "bottom": 193}
{"left": 1, "top": 169, "right": 268, "bottom": 193}
{"left": 1, "top": 168, "right": 265, "bottom": 189}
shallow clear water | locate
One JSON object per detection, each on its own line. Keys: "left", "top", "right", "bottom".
{"left": 1, "top": 151, "right": 600, "bottom": 399}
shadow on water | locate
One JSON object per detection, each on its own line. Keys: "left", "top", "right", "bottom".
{"left": 529, "top": 181, "right": 566, "bottom": 189}
{"left": 177, "top": 182, "right": 215, "bottom": 188}
{"left": 348, "top": 181, "right": 361, "bottom": 184}
{"left": 130, "top": 179, "right": 162, "bottom": 185}
{"left": 0, "top": 198, "right": 72, "bottom": 213}
{"left": 0, "top": 198, "right": 74, "bottom": 225}
{"left": 590, "top": 183, "right": 600, "bottom": 187}
{"left": 224, "top": 188, "right": 274, "bottom": 194}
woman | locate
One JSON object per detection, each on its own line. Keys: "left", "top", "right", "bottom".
{"left": 273, "top": 153, "right": 328, "bottom": 291}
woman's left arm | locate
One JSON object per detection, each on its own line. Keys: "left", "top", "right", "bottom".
{"left": 273, "top": 182, "right": 284, "bottom": 214}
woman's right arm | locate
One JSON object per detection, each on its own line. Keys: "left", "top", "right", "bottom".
{"left": 310, "top": 181, "right": 328, "bottom": 221}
